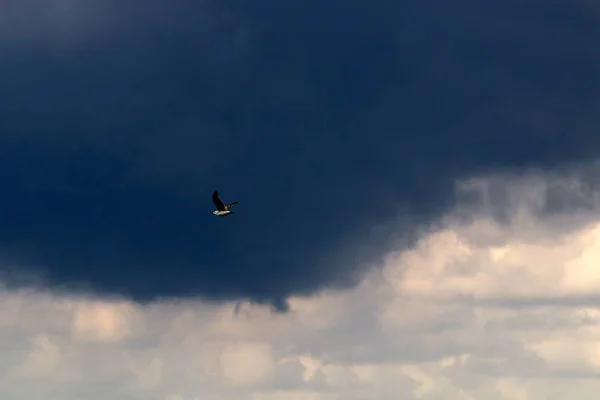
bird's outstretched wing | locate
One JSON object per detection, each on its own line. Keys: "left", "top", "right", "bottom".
{"left": 224, "top": 201, "right": 239, "bottom": 211}
{"left": 212, "top": 190, "right": 225, "bottom": 211}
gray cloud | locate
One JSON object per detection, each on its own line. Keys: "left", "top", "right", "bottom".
{"left": 1, "top": 0, "right": 600, "bottom": 311}
{"left": 1, "top": 169, "right": 600, "bottom": 398}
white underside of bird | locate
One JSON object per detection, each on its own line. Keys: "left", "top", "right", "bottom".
{"left": 213, "top": 210, "right": 233, "bottom": 216}
{"left": 212, "top": 190, "right": 238, "bottom": 217}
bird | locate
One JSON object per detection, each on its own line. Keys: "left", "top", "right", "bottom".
{"left": 212, "top": 190, "right": 238, "bottom": 216}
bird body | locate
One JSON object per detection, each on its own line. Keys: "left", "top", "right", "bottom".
{"left": 212, "top": 190, "right": 238, "bottom": 216}
{"left": 213, "top": 209, "right": 234, "bottom": 216}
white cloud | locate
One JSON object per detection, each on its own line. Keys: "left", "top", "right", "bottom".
{"left": 3, "top": 165, "right": 600, "bottom": 399}
{"left": 71, "top": 300, "right": 141, "bottom": 343}
{"left": 220, "top": 342, "right": 275, "bottom": 386}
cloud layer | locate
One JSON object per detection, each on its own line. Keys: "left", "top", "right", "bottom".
{"left": 0, "top": 0, "right": 599, "bottom": 306}
{"left": 3, "top": 167, "right": 600, "bottom": 399}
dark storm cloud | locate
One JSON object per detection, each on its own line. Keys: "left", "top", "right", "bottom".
{"left": 0, "top": 0, "right": 598, "bottom": 309}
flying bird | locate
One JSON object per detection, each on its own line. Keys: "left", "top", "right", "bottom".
{"left": 212, "top": 190, "right": 238, "bottom": 216}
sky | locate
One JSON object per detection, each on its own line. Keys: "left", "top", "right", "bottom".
{"left": 0, "top": 0, "right": 600, "bottom": 399}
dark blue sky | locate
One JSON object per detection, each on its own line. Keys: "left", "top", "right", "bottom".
{"left": 0, "top": 0, "right": 598, "bottom": 309}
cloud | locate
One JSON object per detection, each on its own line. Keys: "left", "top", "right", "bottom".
{"left": 71, "top": 300, "right": 141, "bottom": 343}
{"left": 3, "top": 167, "right": 600, "bottom": 399}
{"left": 220, "top": 342, "right": 275, "bottom": 386}
{"left": 0, "top": 0, "right": 599, "bottom": 308}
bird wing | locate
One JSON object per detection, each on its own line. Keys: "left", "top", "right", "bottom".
{"left": 224, "top": 201, "right": 239, "bottom": 211}
{"left": 212, "top": 190, "right": 225, "bottom": 211}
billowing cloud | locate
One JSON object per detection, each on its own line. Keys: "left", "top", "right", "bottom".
{"left": 2, "top": 168, "right": 600, "bottom": 399}
{"left": 0, "top": 0, "right": 599, "bottom": 308}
